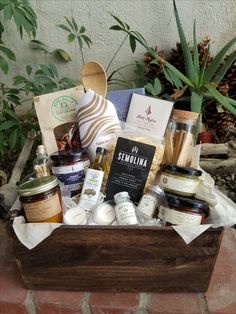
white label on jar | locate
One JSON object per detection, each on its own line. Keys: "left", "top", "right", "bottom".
{"left": 115, "top": 202, "right": 138, "bottom": 225}
{"left": 160, "top": 173, "right": 199, "bottom": 195}
{"left": 137, "top": 194, "right": 157, "bottom": 217}
{"left": 23, "top": 194, "right": 62, "bottom": 222}
{"left": 158, "top": 206, "right": 202, "bottom": 225}
{"left": 79, "top": 168, "right": 104, "bottom": 210}
{"left": 52, "top": 162, "right": 85, "bottom": 192}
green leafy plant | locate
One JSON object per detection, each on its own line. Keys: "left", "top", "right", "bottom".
{"left": 0, "top": 0, "right": 37, "bottom": 74}
{"left": 0, "top": 2, "right": 78, "bottom": 166}
{"left": 30, "top": 39, "right": 72, "bottom": 62}
{"left": 109, "top": 1, "right": 236, "bottom": 117}
{"left": 57, "top": 17, "right": 92, "bottom": 65}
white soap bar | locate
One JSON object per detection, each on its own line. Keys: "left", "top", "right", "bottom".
{"left": 63, "top": 207, "right": 87, "bottom": 225}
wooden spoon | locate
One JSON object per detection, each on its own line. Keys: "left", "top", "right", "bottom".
{"left": 81, "top": 61, "right": 107, "bottom": 97}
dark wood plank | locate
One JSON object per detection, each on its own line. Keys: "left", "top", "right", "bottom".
{"left": 12, "top": 226, "right": 223, "bottom": 292}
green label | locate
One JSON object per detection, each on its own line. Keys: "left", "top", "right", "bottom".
{"left": 51, "top": 96, "right": 77, "bottom": 122}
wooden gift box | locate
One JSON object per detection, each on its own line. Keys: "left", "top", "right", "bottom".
{"left": 9, "top": 224, "right": 223, "bottom": 292}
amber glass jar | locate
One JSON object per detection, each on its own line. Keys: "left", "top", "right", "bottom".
{"left": 18, "top": 176, "right": 63, "bottom": 223}
{"left": 50, "top": 149, "right": 90, "bottom": 196}
{"left": 158, "top": 193, "right": 209, "bottom": 226}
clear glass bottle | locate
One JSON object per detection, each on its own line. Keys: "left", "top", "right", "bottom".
{"left": 137, "top": 185, "right": 164, "bottom": 219}
{"left": 114, "top": 191, "right": 138, "bottom": 225}
{"left": 33, "top": 145, "right": 51, "bottom": 178}
{"left": 79, "top": 147, "right": 107, "bottom": 213}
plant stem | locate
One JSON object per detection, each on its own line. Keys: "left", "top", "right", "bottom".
{"left": 80, "top": 47, "right": 85, "bottom": 65}
{"left": 106, "top": 33, "right": 129, "bottom": 73}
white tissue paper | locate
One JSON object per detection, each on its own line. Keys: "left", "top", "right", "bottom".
{"left": 13, "top": 216, "right": 62, "bottom": 250}
{"left": 77, "top": 89, "right": 120, "bottom": 160}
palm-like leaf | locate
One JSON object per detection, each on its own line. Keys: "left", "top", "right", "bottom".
{"left": 173, "top": 0, "right": 195, "bottom": 82}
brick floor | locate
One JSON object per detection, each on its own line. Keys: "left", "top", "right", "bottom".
{"left": 206, "top": 229, "right": 236, "bottom": 314}
{"left": 1, "top": 221, "right": 236, "bottom": 314}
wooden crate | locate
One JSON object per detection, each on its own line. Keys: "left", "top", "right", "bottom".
{"left": 10, "top": 225, "right": 223, "bottom": 292}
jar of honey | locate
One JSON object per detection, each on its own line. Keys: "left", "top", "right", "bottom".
{"left": 18, "top": 176, "right": 63, "bottom": 223}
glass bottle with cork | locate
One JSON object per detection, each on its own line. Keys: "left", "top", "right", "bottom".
{"left": 33, "top": 145, "right": 51, "bottom": 178}
{"left": 79, "top": 147, "right": 107, "bottom": 213}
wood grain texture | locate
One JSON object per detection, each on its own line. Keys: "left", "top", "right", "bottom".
{"left": 11, "top": 225, "right": 223, "bottom": 292}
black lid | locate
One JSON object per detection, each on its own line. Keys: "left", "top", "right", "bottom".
{"left": 162, "top": 164, "right": 202, "bottom": 177}
{"left": 165, "top": 193, "right": 209, "bottom": 214}
{"left": 50, "top": 149, "right": 87, "bottom": 161}
{"left": 96, "top": 147, "right": 107, "bottom": 154}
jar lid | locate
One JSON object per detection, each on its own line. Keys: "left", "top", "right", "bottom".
{"left": 114, "top": 191, "right": 130, "bottom": 203}
{"left": 165, "top": 193, "right": 209, "bottom": 214}
{"left": 162, "top": 164, "right": 202, "bottom": 177}
{"left": 18, "top": 176, "right": 58, "bottom": 196}
{"left": 93, "top": 202, "right": 116, "bottom": 225}
{"left": 50, "top": 149, "right": 88, "bottom": 162}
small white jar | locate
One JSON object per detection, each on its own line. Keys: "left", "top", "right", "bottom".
{"left": 114, "top": 191, "right": 138, "bottom": 225}
{"left": 63, "top": 206, "right": 87, "bottom": 225}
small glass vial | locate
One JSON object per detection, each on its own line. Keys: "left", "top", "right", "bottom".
{"left": 114, "top": 191, "right": 138, "bottom": 225}
{"left": 137, "top": 185, "right": 162, "bottom": 219}
{"left": 33, "top": 145, "right": 51, "bottom": 178}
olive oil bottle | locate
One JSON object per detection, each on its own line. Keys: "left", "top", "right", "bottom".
{"left": 79, "top": 147, "right": 107, "bottom": 212}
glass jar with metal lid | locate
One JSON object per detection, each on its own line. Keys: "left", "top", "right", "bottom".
{"left": 114, "top": 191, "right": 139, "bottom": 225}
{"left": 158, "top": 193, "right": 209, "bottom": 226}
{"left": 160, "top": 164, "right": 202, "bottom": 197}
{"left": 18, "top": 176, "right": 63, "bottom": 223}
{"left": 50, "top": 149, "right": 90, "bottom": 196}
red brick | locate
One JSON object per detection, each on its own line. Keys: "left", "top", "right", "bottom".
{"left": 35, "top": 290, "right": 84, "bottom": 313}
{"left": 0, "top": 259, "right": 27, "bottom": 310}
{"left": 35, "top": 303, "right": 82, "bottom": 314}
{"left": 206, "top": 229, "right": 236, "bottom": 314}
{"left": 0, "top": 303, "right": 28, "bottom": 314}
{"left": 90, "top": 293, "right": 139, "bottom": 314}
{"left": 150, "top": 293, "right": 202, "bottom": 314}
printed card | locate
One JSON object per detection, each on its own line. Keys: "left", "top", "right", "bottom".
{"left": 126, "top": 94, "right": 174, "bottom": 138}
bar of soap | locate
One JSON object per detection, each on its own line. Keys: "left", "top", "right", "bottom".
{"left": 63, "top": 207, "right": 87, "bottom": 225}
{"left": 93, "top": 202, "right": 116, "bottom": 225}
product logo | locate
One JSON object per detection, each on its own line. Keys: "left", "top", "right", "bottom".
{"left": 131, "top": 146, "right": 139, "bottom": 154}
{"left": 145, "top": 105, "right": 152, "bottom": 115}
{"left": 163, "top": 177, "right": 168, "bottom": 184}
{"left": 137, "top": 104, "right": 157, "bottom": 124}
{"left": 51, "top": 96, "right": 77, "bottom": 122}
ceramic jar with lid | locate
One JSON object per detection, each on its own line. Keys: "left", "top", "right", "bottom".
{"left": 18, "top": 176, "right": 63, "bottom": 223}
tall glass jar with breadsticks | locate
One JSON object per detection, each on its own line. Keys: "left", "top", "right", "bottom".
{"left": 163, "top": 109, "right": 198, "bottom": 167}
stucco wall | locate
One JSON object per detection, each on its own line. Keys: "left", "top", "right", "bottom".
{"left": 4, "top": 0, "right": 236, "bottom": 88}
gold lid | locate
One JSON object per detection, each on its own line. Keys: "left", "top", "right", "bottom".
{"left": 18, "top": 176, "right": 58, "bottom": 197}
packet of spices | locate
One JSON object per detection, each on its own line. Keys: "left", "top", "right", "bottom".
{"left": 105, "top": 137, "right": 156, "bottom": 202}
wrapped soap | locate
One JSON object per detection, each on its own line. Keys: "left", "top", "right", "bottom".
{"left": 76, "top": 89, "right": 120, "bottom": 160}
